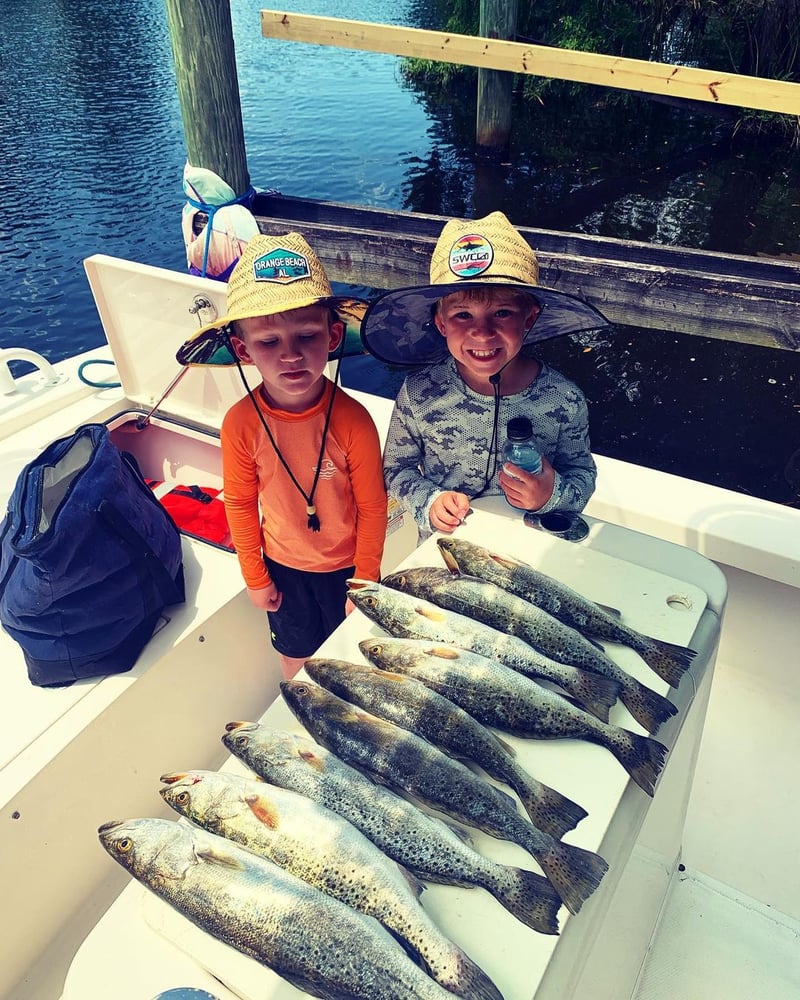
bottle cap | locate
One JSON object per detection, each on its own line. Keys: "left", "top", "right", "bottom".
{"left": 506, "top": 416, "right": 533, "bottom": 440}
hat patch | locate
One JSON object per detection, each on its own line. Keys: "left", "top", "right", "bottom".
{"left": 448, "top": 234, "right": 494, "bottom": 278}
{"left": 253, "top": 248, "right": 311, "bottom": 284}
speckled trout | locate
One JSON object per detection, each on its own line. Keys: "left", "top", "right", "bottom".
{"left": 348, "top": 580, "right": 620, "bottom": 722}
{"left": 360, "top": 637, "right": 668, "bottom": 797}
{"left": 159, "top": 769, "right": 501, "bottom": 1000}
{"left": 281, "top": 679, "right": 609, "bottom": 916}
{"left": 304, "top": 656, "right": 587, "bottom": 839}
{"left": 383, "top": 565, "right": 677, "bottom": 734}
{"left": 222, "top": 724, "right": 562, "bottom": 935}
{"left": 98, "top": 817, "right": 460, "bottom": 1000}
{"left": 437, "top": 536, "right": 695, "bottom": 688}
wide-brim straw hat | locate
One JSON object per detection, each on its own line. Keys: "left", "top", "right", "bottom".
{"left": 176, "top": 232, "right": 369, "bottom": 366}
{"left": 360, "top": 211, "right": 611, "bottom": 366}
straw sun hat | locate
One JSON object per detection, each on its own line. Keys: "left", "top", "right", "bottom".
{"left": 360, "top": 211, "right": 611, "bottom": 367}
{"left": 176, "top": 232, "right": 368, "bottom": 366}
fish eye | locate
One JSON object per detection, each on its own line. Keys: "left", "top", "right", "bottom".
{"left": 294, "top": 683, "right": 310, "bottom": 694}
{"left": 364, "top": 597, "right": 377, "bottom": 608}
{"left": 175, "top": 791, "right": 189, "bottom": 805}
{"left": 117, "top": 836, "right": 133, "bottom": 853}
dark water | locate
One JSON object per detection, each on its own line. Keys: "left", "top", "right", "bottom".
{"left": 1, "top": 0, "right": 798, "bottom": 506}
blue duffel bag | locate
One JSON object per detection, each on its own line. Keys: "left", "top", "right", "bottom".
{"left": 0, "top": 423, "right": 185, "bottom": 687}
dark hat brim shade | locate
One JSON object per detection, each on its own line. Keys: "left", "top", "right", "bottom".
{"left": 359, "top": 281, "right": 613, "bottom": 367}
{"left": 175, "top": 296, "right": 369, "bottom": 367}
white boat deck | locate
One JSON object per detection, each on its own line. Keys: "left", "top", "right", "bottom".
{"left": 1, "top": 257, "right": 798, "bottom": 1000}
{"left": 634, "top": 867, "right": 800, "bottom": 1000}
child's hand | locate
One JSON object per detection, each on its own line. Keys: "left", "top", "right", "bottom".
{"left": 499, "top": 458, "right": 555, "bottom": 511}
{"left": 247, "top": 582, "right": 282, "bottom": 612}
{"left": 429, "top": 491, "right": 471, "bottom": 533}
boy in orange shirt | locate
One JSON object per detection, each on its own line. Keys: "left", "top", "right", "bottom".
{"left": 189, "top": 233, "right": 386, "bottom": 679}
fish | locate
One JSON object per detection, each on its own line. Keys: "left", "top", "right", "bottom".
{"left": 383, "top": 565, "right": 677, "bottom": 734}
{"left": 304, "top": 656, "right": 587, "bottom": 839}
{"left": 281, "top": 679, "right": 609, "bottom": 916}
{"left": 348, "top": 580, "right": 620, "bottom": 722}
{"left": 98, "top": 817, "right": 460, "bottom": 1000}
{"left": 437, "top": 537, "right": 696, "bottom": 688}
{"left": 159, "top": 769, "right": 502, "bottom": 1000}
{"left": 359, "top": 636, "right": 668, "bottom": 797}
{"left": 222, "top": 724, "right": 562, "bottom": 935}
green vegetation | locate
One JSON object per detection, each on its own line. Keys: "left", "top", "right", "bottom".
{"left": 401, "top": 0, "right": 800, "bottom": 137}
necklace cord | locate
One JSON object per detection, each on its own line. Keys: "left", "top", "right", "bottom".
{"left": 229, "top": 328, "right": 344, "bottom": 532}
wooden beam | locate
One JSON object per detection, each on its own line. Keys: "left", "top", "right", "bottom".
{"left": 166, "top": 0, "right": 250, "bottom": 194}
{"left": 251, "top": 193, "right": 800, "bottom": 351}
{"left": 260, "top": 11, "right": 800, "bottom": 116}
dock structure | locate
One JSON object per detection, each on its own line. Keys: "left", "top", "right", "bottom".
{"left": 250, "top": 191, "right": 800, "bottom": 352}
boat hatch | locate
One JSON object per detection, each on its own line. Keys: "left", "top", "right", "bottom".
{"left": 83, "top": 254, "right": 261, "bottom": 430}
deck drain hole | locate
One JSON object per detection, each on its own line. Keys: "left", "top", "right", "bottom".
{"left": 666, "top": 593, "right": 693, "bottom": 611}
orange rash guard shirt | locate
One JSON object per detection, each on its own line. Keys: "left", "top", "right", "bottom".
{"left": 221, "top": 378, "right": 387, "bottom": 591}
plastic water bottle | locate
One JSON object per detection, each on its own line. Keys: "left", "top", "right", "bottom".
{"left": 502, "top": 417, "right": 542, "bottom": 476}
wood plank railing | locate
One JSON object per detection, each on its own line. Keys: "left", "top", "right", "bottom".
{"left": 260, "top": 11, "right": 800, "bottom": 116}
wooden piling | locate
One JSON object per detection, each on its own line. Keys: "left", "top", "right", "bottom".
{"left": 476, "top": 0, "right": 518, "bottom": 153}
{"left": 165, "top": 0, "right": 250, "bottom": 195}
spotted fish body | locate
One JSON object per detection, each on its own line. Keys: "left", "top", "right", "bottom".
{"left": 222, "top": 724, "right": 561, "bottom": 935}
{"left": 98, "top": 817, "right": 460, "bottom": 1000}
{"left": 304, "top": 657, "right": 587, "bottom": 839}
{"left": 281, "top": 679, "right": 609, "bottom": 916}
{"left": 359, "top": 636, "right": 668, "bottom": 798}
{"left": 437, "top": 536, "right": 695, "bottom": 688}
{"left": 159, "top": 769, "right": 500, "bottom": 1000}
{"left": 384, "top": 565, "right": 677, "bottom": 734}
{"left": 349, "top": 580, "right": 620, "bottom": 722}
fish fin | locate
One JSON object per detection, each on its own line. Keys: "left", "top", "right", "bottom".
{"left": 496, "top": 866, "right": 562, "bottom": 934}
{"left": 607, "top": 728, "right": 669, "bottom": 796}
{"left": 637, "top": 637, "right": 697, "bottom": 688}
{"left": 493, "top": 732, "right": 517, "bottom": 756}
{"left": 243, "top": 792, "right": 280, "bottom": 830}
{"left": 539, "top": 840, "right": 609, "bottom": 916}
{"left": 426, "top": 644, "right": 464, "bottom": 660}
{"left": 449, "top": 957, "right": 505, "bottom": 1000}
{"left": 517, "top": 781, "right": 588, "bottom": 840}
{"left": 568, "top": 668, "right": 621, "bottom": 723}
{"left": 595, "top": 602, "right": 622, "bottom": 618}
{"left": 195, "top": 843, "right": 247, "bottom": 870}
{"left": 490, "top": 553, "right": 524, "bottom": 570}
{"left": 397, "top": 864, "right": 427, "bottom": 898}
{"left": 280, "top": 970, "right": 354, "bottom": 1000}
{"left": 618, "top": 679, "right": 678, "bottom": 735}
{"left": 417, "top": 604, "right": 449, "bottom": 622}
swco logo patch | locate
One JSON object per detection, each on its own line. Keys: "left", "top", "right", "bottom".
{"left": 253, "top": 249, "right": 311, "bottom": 284}
{"left": 448, "top": 234, "right": 494, "bottom": 278}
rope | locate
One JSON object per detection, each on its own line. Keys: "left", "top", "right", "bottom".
{"left": 186, "top": 186, "right": 257, "bottom": 279}
{"left": 77, "top": 358, "right": 121, "bottom": 389}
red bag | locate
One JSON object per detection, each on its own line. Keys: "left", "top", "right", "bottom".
{"left": 146, "top": 481, "right": 234, "bottom": 551}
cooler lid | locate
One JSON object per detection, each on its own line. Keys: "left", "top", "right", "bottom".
{"left": 83, "top": 255, "right": 261, "bottom": 428}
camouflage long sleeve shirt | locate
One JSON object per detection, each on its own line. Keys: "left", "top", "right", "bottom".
{"left": 383, "top": 356, "right": 596, "bottom": 536}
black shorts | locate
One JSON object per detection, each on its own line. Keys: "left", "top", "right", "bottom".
{"left": 264, "top": 557, "right": 355, "bottom": 659}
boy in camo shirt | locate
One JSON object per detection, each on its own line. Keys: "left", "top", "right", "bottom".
{"left": 360, "top": 212, "right": 610, "bottom": 538}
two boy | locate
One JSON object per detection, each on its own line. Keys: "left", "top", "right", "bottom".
{"left": 190, "top": 213, "right": 607, "bottom": 676}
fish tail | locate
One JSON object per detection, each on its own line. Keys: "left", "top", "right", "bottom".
{"left": 514, "top": 776, "right": 588, "bottom": 840}
{"left": 604, "top": 727, "right": 669, "bottom": 796}
{"left": 428, "top": 946, "right": 504, "bottom": 1000}
{"left": 491, "top": 865, "right": 562, "bottom": 934}
{"left": 618, "top": 678, "right": 679, "bottom": 735}
{"left": 568, "top": 668, "right": 621, "bottom": 722}
{"left": 538, "top": 840, "right": 609, "bottom": 916}
{"left": 635, "top": 637, "right": 697, "bottom": 688}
